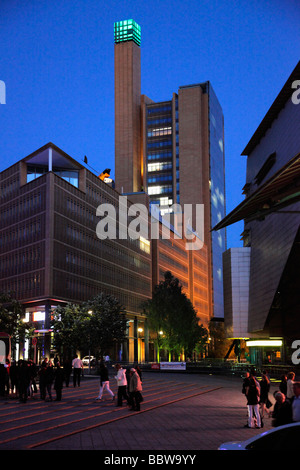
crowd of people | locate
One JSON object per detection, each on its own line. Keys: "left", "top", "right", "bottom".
{"left": 96, "top": 362, "right": 143, "bottom": 412}
{"left": 0, "top": 357, "right": 72, "bottom": 402}
{"left": 0, "top": 357, "right": 144, "bottom": 411}
{"left": 242, "top": 368, "right": 300, "bottom": 429}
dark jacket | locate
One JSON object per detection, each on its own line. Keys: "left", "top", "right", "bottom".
{"left": 54, "top": 366, "right": 64, "bottom": 390}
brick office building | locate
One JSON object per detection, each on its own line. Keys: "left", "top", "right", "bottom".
{"left": 114, "top": 20, "right": 226, "bottom": 320}
{"left": 0, "top": 142, "right": 209, "bottom": 362}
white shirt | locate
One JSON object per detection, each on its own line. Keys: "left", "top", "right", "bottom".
{"left": 292, "top": 396, "right": 300, "bottom": 422}
{"left": 115, "top": 368, "right": 127, "bottom": 386}
{"left": 287, "top": 379, "right": 295, "bottom": 399}
{"left": 72, "top": 358, "right": 83, "bottom": 368}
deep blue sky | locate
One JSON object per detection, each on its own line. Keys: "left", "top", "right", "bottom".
{"left": 1, "top": 0, "right": 299, "bottom": 247}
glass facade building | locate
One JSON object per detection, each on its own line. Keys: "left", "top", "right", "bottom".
{"left": 143, "top": 83, "right": 226, "bottom": 319}
{"left": 208, "top": 84, "right": 226, "bottom": 318}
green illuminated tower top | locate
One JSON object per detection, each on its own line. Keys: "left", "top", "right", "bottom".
{"left": 114, "top": 19, "right": 141, "bottom": 46}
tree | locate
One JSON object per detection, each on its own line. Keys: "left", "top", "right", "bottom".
{"left": 51, "top": 303, "right": 88, "bottom": 358}
{"left": 0, "top": 292, "right": 35, "bottom": 352}
{"left": 143, "top": 271, "right": 208, "bottom": 361}
{"left": 51, "top": 294, "right": 127, "bottom": 360}
{"left": 82, "top": 293, "right": 127, "bottom": 359}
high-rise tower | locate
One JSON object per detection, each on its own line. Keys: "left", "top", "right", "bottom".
{"left": 114, "top": 19, "right": 142, "bottom": 194}
{"left": 114, "top": 20, "right": 226, "bottom": 319}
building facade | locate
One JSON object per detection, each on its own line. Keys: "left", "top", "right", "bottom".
{"left": 0, "top": 142, "right": 209, "bottom": 362}
{"left": 216, "top": 61, "right": 300, "bottom": 365}
{"left": 0, "top": 143, "right": 152, "bottom": 362}
{"left": 114, "top": 19, "right": 226, "bottom": 320}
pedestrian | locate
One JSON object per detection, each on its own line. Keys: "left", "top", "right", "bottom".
{"left": 279, "top": 374, "right": 287, "bottom": 396}
{"left": 54, "top": 361, "right": 64, "bottom": 401}
{"left": 4, "top": 359, "right": 10, "bottom": 396}
{"left": 9, "top": 360, "right": 18, "bottom": 397}
{"left": 114, "top": 363, "right": 128, "bottom": 406}
{"left": 242, "top": 372, "right": 250, "bottom": 423}
{"left": 128, "top": 368, "right": 143, "bottom": 411}
{"left": 134, "top": 363, "right": 142, "bottom": 381}
{"left": 38, "top": 359, "right": 48, "bottom": 400}
{"left": 27, "top": 360, "right": 38, "bottom": 397}
{"left": 45, "top": 361, "right": 54, "bottom": 401}
{"left": 292, "top": 382, "right": 300, "bottom": 422}
{"left": 272, "top": 392, "right": 293, "bottom": 427}
{"left": 63, "top": 357, "right": 72, "bottom": 387}
{"left": 96, "top": 361, "right": 115, "bottom": 401}
{"left": 245, "top": 370, "right": 261, "bottom": 428}
{"left": 259, "top": 374, "right": 272, "bottom": 418}
{"left": 18, "top": 360, "right": 30, "bottom": 403}
{"left": 286, "top": 372, "right": 295, "bottom": 402}
{"left": 125, "top": 366, "right": 131, "bottom": 395}
{"left": 72, "top": 355, "right": 83, "bottom": 387}
{"left": 0, "top": 364, "right": 6, "bottom": 397}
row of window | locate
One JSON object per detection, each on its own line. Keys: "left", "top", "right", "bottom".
{"left": 147, "top": 127, "right": 172, "bottom": 137}
{"left": 63, "top": 246, "right": 151, "bottom": 276}
{"left": 53, "top": 272, "right": 149, "bottom": 311}
{"left": 148, "top": 174, "right": 173, "bottom": 184}
{"left": 148, "top": 162, "right": 173, "bottom": 172}
{"left": 147, "top": 117, "right": 172, "bottom": 126}
{"left": 148, "top": 185, "right": 173, "bottom": 195}
{"left": 0, "top": 218, "right": 43, "bottom": 251}
{"left": 0, "top": 177, "right": 19, "bottom": 200}
{"left": 0, "top": 191, "right": 43, "bottom": 223}
{"left": 147, "top": 140, "right": 172, "bottom": 149}
{"left": 147, "top": 105, "right": 172, "bottom": 115}
{"left": 0, "top": 246, "right": 42, "bottom": 274}
{"left": 2, "top": 272, "right": 42, "bottom": 297}
{"left": 147, "top": 151, "right": 172, "bottom": 161}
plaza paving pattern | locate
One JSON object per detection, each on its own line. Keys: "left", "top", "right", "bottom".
{"left": 0, "top": 371, "right": 277, "bottom": 450}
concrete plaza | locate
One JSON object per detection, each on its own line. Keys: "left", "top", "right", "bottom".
{"left": 0, "top": 370, "right": 278, "bottom": 452}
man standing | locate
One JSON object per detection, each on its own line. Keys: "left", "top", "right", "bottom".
{"left": 292, "top": 382, "right": 300, "bottom": 422}
{"left": 72, "top": 355, "right": 83, "bottom": 387}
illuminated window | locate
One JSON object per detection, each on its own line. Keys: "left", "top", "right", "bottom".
{"left": 114, "top": 19, "right": 141, "bottom": 46}
{"left": 139, "top": 236, "right": 150, "bottom": 254}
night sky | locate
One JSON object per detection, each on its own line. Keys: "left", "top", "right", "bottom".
{"left": 1, "top": 0, "right": 299, "bottom": 247}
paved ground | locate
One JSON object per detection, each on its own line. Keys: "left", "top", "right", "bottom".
{"left": 0, "top": 370, "right": 278, "bottom": 453}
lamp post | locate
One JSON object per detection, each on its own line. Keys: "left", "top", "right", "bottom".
{"left": 88, "top": 310, "right": 93, "bottom": 375}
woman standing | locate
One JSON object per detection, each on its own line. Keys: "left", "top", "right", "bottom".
{"left": 259, "top": 374, "right": 271, "bottom": 418}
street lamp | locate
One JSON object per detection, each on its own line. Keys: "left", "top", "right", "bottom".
{"left": 87, "top": 310, "right": 93, "bottom": 374}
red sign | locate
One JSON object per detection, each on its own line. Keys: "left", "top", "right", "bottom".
{"left": 151, "top": 363, "right": 160, "bottom": 370}
{"left": 32, "top": 337, "right": 37, "bottom": 345}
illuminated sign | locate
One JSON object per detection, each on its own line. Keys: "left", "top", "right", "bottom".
{"left": 246, "top": 340, "right": 282, "bottom": 347}
{"left": 114, "top": 19, "right": 141, "bottom": 46}
{"left": 33, "top": 311, "right": 45, "bottom": 322}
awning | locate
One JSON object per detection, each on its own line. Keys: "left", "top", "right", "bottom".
{"left": 212, "top": 151, "right": 300, "bottom": 231}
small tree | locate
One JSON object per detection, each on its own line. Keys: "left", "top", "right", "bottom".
{"left": 0, "top": 292, "right": 35, "bottom": 355}
{"left": 51, "top": 303, "right": 88, "bottom": 358}
{"left": 143, "top": 271, "right": 208, "bottom": 361}
{"left": 82, "top": 293, "right": 127, "bottom": 360}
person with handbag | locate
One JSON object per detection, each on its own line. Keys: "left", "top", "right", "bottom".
{"left": 129, "top": 368, "right": 143, "bottom": 412}
{"left": 259, "top": 373, "right": 272, "bottom": 418}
